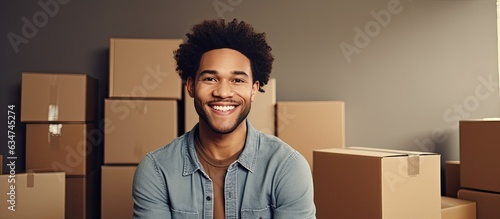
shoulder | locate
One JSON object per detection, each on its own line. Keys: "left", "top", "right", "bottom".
{"left": 257, "top": 132, "right": 297, "bottom": 156}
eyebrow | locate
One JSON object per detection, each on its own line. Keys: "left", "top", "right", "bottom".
{"left": 198, "top": 70, "right": 250, "bottom": 78}
{"left": 199, "top": 70, "right": 217, "bottom": 76}
{"left": 233, "top": 71, "right": 250, "bottom": 78}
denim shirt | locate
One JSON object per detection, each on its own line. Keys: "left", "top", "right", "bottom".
{"left": 132, "top": 121, "right": 316, "bottom": 219}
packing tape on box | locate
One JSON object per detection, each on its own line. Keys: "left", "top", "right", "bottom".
{"left": 407, "top": 154, "right": 420, "bottom": 176}
{"left": 27, "top": 170, "right": 35, "bottom": 188}
{"left": 48, "top": 124, "right": 62, "bottom": 151}
{"left": 48, "top": 75, "right": 59, "bottom": 121}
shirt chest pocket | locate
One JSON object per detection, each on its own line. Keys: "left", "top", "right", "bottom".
{"left": 240, "top": 206, "right": 273, "bottom": 219}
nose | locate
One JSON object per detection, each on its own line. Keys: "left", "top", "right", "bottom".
{"left": 213, "top": 81, "right": 234, "bottom": 98}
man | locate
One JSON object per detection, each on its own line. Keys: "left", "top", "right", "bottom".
{"left": 133, "top": 18, "right": 316, "bottom": 219}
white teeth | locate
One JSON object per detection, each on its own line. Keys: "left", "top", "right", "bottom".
{"left": 212, "top": 105, "right": 235, "bottom": 112}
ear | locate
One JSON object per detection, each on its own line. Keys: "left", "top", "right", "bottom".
{"left": 251, "top": 81, "right": 259, "bottom": 102}
{"left": 186, "top": 77, "right": 195, "bottom": 98}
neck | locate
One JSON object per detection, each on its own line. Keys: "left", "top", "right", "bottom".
{"left": 197, "top": 120, "right": 247, "bottom": 160}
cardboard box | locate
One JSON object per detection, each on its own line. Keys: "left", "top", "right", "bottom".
{"left": 104, "top": 99, "right": 177, "bottom": 164}
{"left": 109, "top": 38, "right": 182, "bottom": 99}
{"left": 460, "top": 119, "right": 500, "bottom": 193}
{"left": 313, "top": 147, "right": 441, "bottom": 219}
{"left": 445, "top": 160, "right": 461, "bottom": 198}
{"left": 277, "top": 101, "right": 344, "bottom": 168}
{"left": 458, "top": 189, "right": 500, "bottom": 219}
{"left": 184, "top": 78, "right": 277, "bottom": 135}
{"left": 66, "top": 174, "right": 98, "bottom": 219}
{"left": 441, "top": 196, "right": 476, "bottom": 219}
{"left": 26, "top": 124, "right": 97, "bottom": 176}
{"left": 21, "top": 72, "right": 97, "bottom": 122}
{"left": 0, "top": 171, "right": 65, "bottom": 219}
{"left": 247, "top": 78, "right": 276, "bottom": 135}
{"left": 101, "top": 166, "right": 137, "bottom": 219}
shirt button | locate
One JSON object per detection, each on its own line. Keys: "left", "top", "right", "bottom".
{"left": 206, "top": 196, "right": 211, "bottom": 201}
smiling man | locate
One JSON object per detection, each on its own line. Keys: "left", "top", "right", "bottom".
{"left": 132, "top": 19, "right": 316, "bottom": 219}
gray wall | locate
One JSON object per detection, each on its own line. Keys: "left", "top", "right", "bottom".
{"left": 1, "top": 0, "right": 498, "bottom": 188}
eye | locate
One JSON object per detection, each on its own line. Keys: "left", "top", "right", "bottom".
{"left": 233, "top": 78, "right": 245, "bottom": 83}
{"left": 202, "top": 77, "right": 217, "bottom": 82}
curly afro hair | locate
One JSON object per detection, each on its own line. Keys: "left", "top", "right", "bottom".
{"left": 174, "top": 18, "right": 274, "bottom": 92}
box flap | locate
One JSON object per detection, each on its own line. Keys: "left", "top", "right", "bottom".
{"left": 314, "top": 147, "right": 437, "bottom": 157}
{"left": 315, "top": 147, "right": 439, "bottom": 176}
{"left": 441, "top": 196, "right": 476, "bottom": 210}
{"left": 460, "top": 118, "right": 500, "bottom": 122}
{"left": 349, "top": 146, "right": 437, "bottom": 156}
{"left": 314, "top": 148, "right": 398, "bottom": 158}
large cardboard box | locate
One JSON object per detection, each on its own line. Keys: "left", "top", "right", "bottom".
{"left": 445, "top": 160, "right": 461, "bottom": 198}
{"left": 109, "top": 38, "right": 182, "bottom": 99}
{"left": 21, "top": 72, "right": 97, "bottom": 122}
{"left": 26, "top": 124, "right": 97, "bottom": 176}
{"left": 313, "top": 147, "right": 441, "bottom": 219}
{"left": 0, "top": 171, "right": 65, "bottom": 219}
{"left": 441, "top": 196, "right": 476, "bottom": 219}
{"left": 458, "top": 189, "right": 500, "bottom": 219}
{"left": 277, "top": 101, "right": 344, "bottom": 168}
{"left": 105, "top": 99, "right": 177, "bottom": 164}
{"left": 101, "top": 165, "right": 137, "bottom": 219}
{"left": 184, "top": 78, "right": 277, "bottom": 135}
{"left": 460, "top": 119, "right": 500, "bottom": 193}
{"left": 66, "top": 174, "right": 98, "bottom": 219}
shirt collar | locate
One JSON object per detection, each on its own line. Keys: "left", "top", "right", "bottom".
{"left": 183, "top": 120, "right": 259, "bottom": 176}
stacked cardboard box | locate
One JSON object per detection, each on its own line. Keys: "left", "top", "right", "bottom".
{"left": 458, "top": 119, "right": 500, "bottom": 219}
{"left": 458, "top": 189, "right": 500, "bottom": 219}
{"left": 441, "top": 196, "right": 476, "bottom": 219}
{"left": 313, "top": 147, "right": 441, "bottom": 219}
{"left": 102, "top": 38, "right": 182, "bottom": 219}
{"left": 277, "top": 101, "right": 345, "bottom": 169}
{"left": 184, "top": 78, "right": 277, "bottom": 135}
{"left": 20, "top": 72, "right": 98, "bottom": 219}
{"left": 104, "top": 99, "right": 177, "bottom": 163}
{"left": 0, "top": 171, "right": 66, "bottom": 218}
{"left": 108, "top": 38, "right": 182, "bottom": 99}
{"left": 445, "top": 160, "right": 461, "bottom": 198}
{"left": 101, "top": 166, "right": 137, "bottom": 219}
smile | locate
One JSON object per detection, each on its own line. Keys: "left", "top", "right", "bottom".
{"left": 211, "top": 105, "right": 236, "bottom": 112}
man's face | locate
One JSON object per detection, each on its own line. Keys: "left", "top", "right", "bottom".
{"left": 187, "top": 48, "right": 259, "bottom": 135}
